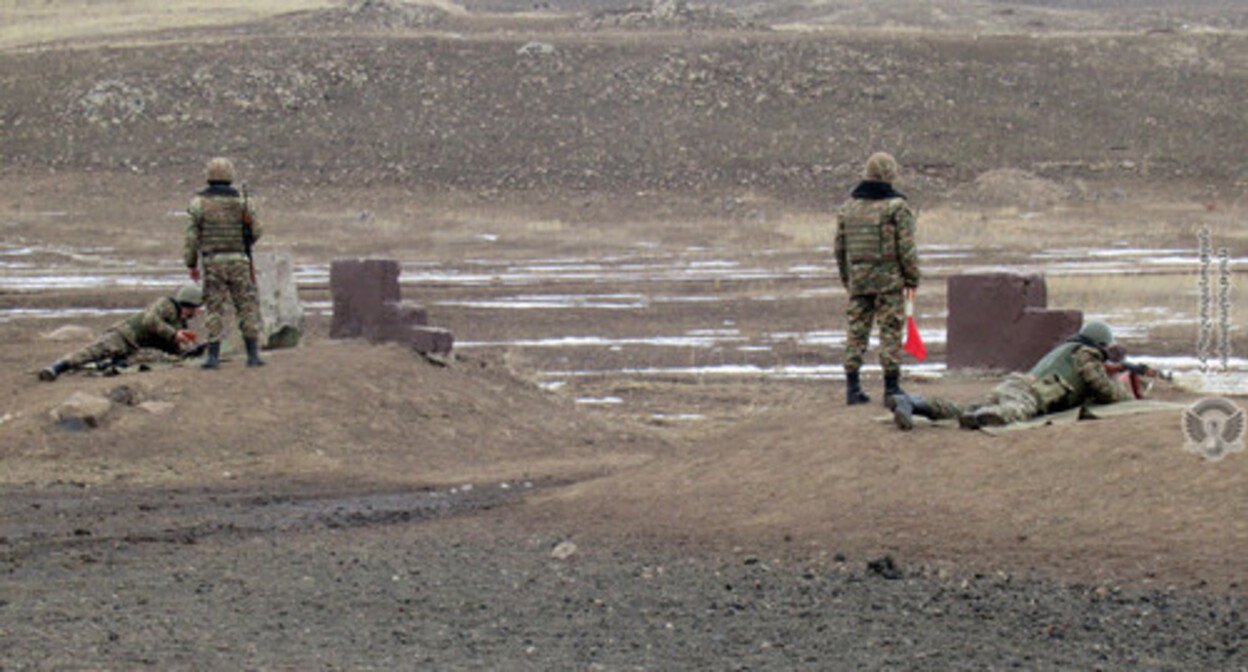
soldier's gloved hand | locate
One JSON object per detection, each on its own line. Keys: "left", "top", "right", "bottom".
{"left": 189, "top": 267, "right": 201, "bottom": 282}
{"left": 175, "top": 330, "right": 196, "bottom": 350}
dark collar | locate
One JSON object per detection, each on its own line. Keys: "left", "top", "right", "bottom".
{"left": 850, "top": 180, "right": 906, "bottom": 201}
{"left": 199, "top": 182, "right": 240, "bottom": 198}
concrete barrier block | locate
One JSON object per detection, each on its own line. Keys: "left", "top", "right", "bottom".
{"left": 947, "top": 273, "right": 1082, "bottom": 372}
{"left": 410, "top": 326, "right": 454, "bottom": 356}
{"left": 375, "top": 301, "right": 430, "bottom": 343}
{"left": 1015, "top": 307, "right": 1083, "bottom": 370}
{"left": 330, "top": 258, "right": 454, "bottom": 357}
{"left": 330, "top": 259, "right": 401, "bottom": 340}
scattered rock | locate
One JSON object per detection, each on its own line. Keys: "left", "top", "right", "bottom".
{"left": 579, "top": 0, "right": 755, "bottom": 31}
{"left": 550, "top": 540, "right": 578, "bottom": 560}
{"left": 867, "top": 555, "right": 903, "bottom": 580}
{"left": 279, "top": 0, "right": 447, "bottom": 33}
{"left": 517, "top": 42, "right": 555, "bottom": 57}
{"left": 138, "top": 401, "right": 176, "bottom": 416}
{"left": 51, "top": 392, "right": 113, "bottom": 430}
{"left": 108, "top": 385, "right": 141, "bottom": 406}
{"left": 77, "top": 79, "right": 152, "bottom": 126}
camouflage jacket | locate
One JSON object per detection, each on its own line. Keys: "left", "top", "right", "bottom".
{"left": 834, "top": 182, "right": 920, "bottom": 296}
{"left": 184, "top": 184, "right": 261, "bottom": 267}
{"left": 1028, "top": 342, "right": 1132, "bottom": 412}
{"left": 110, "top": 296, "right": 188, "bottom": 353}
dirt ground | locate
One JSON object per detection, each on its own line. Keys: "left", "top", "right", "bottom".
{"left": 2, "top": 1, "right": 1247, "bottom": 669}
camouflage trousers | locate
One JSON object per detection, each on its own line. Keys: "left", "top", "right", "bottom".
{"left": 843, "top": 291, "right": 904, "bottom": 374}
{"left": 62, "top": 330, "right": 134, "bottom": 370}
{"left": 203, "top": 256, "right": 261, "bottom": 342}
{"left": 925, "top": 373, "right": 1042, "bottom": 425}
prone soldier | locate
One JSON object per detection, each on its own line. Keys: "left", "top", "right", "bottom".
{"left": 39, "top": 285, "right": 204, "bottom": 381}
{"left": 891, "top": 321, "right": 1134, "bottom": 430}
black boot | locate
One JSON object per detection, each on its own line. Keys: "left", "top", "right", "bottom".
{"left": 958, "top": 411, "right": 979, "bottom": 430}
{"left": 38, "top": 359, "right": 70, "bottom": 382}
{"left": 245, "top": 338, "right": 266, "bottom": 368}
{"left": 846, "top": 370, "right": 871, "bottom": 406}
{"left": 201, "top": 342, "right": 221, "bottom": 370}
{"left": 959, "top": 407, "right": 1007, "bottom": 430}
{"left": 883, "top": 371, "right": 906, "bottom": 408}
{"left": 892, "top": 394, "right": 933, "bottom": 431}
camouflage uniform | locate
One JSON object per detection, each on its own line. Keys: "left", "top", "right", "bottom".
{"left": 834, "top": 159, "right": 920, "bottom": 377}
{"left": 915, "top": 343, "right": 1131, "bottom": 427}
{"left": 184, "top": 174, "right": 262, "bottom": 344}
{"left": 58, "top": 297, "right": 190, "bottom": 370}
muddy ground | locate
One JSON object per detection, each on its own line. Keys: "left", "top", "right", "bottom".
{"left": 2, "top": 1, "right": 1248, "bottom": 670}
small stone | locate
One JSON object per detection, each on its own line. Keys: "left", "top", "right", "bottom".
{"left": 108, "top": 385, "right": 140, "bottom": 406}
{"left": 51, "top": 392, "right": 113, "bottom": 430}
{"left": 867, "top": 555, "right": 903, "bottom": 580}
{"left": 550, "top": 541, "right": 578, "bottom": 560}
{"left": 517, "top": 42, "right": 555, "bottom": 57}
{"left": 138, "top": 401, "right": 176, "bottom": 415}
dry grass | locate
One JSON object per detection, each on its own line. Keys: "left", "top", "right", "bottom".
{"left": 0, "top": 0, "right": 333, "bottom": 49}
{"left": 776, "top": 205, "right": 1069, "bottom": 249}
{"left": 1049, "top": 274, "right": 1211, "bottom": 309}
{"left": 919, "top": 204, "right": 1198, "bottom": 249}
{"left": 775, "top": 211, "right": 835, "bottom": 247}
{"left": 1049, "top": 272, "right": 1244, "bottom": 355}
{"left": 776, "top": 201, "right": 1246, "bottom": 252}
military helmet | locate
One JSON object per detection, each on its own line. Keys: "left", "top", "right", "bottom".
{"left": 1079, "top": 321, "right": 1114, "bottom": 348}
{"left": 205, "top": 157, "right": 236, "bottom": 184}
{"left": 174, "top": 283, "right": 204, "bottom": 307}
{"left": 864, "top": 152, "right": 899, "bottom": 183}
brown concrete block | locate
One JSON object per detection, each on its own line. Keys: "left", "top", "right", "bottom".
{"left": 947, "top": 273, "right": 1082, "bottom": 372}
{"left": 1015, "top": 307, "right": 1084, "bottom": 371}
{"left": 410, "top": 326, "right": 454, "bottom": 356}
{"left": 331, "top": 258, "right": 455, "bottom": 356}
{"left": 381, "top": 300, "right": 429, "bottom": 327}
{"left": 330, "top": 259, "right": 401, "bottom": 340}
{"left": 375, "top": 301, "right": 430, "bottom": 343}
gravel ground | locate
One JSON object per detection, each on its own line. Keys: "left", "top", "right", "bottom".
{"left": 3, "top": 488, "right": 1245, "bottom": 671}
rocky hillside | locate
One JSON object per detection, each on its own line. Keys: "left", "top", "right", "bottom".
{"left": 0, "top": 1, "right": 1245, "bottom": 203}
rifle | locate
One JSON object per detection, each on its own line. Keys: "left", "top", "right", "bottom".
{"left": 1106, "top": 360, "right": 1173, "bottom": 381}
{"left": 180, "top": 341, "right": 209, "bottom": 359}
{"left": 1106, "top": 360, "right": 1173, "bottom": 399}
{"left": 241, "top": 182, "right": 256, "bottom": 283}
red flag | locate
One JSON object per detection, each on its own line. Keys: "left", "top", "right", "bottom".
{"left": 904, "top": 299, "right": 927, "bottom": 362}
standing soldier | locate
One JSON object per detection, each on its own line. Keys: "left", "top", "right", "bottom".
{"left": 891, "top": 321, "right": 1133, "bottom": 430}
{"left": 39, "top": 285, "right": 204, "bottom": 381}
{"left": 185, "top": 157, "right": 265, "bottom": 369}
{"left": 834, "top": 152, "right": 920, "bottom": 406}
